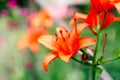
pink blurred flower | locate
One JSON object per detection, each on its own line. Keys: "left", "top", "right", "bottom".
{"left": 7, "top": 20, "right": 19, "bottom": 29}
{"left": 0, "top": 10, "right": 8, "bottom": 16}
{"left": 25, "top": 62, "right": 33, "bottom": 69}
{"left": 7, "top": 0, "right": 18, "bottom": 9}
{"left": 0, "top": 37, "right": 4, "bottom": 45}
{"left": 47, "top": 6, "right": 75, "bottom": 19}
{"left": 20, "top": 7, "right": 29, "bottom": 16}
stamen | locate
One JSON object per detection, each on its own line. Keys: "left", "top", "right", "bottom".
{"left": 102, "top": 33, "right": 107, "bottom": 56}
{"left": 74, "top": 18, "right": 77, "bottom": 36}
{"left": 55, "top": 33, "right": 57, "bottom": 37}
{"left": 60, "top": 30, "right": 65, "bottom": 41}
{"left": 55, "top": 33, "right": 58, "bottom": 41}
{"left": 59, "top": 30, "right": 70, "bottom": 51}
{"left": 56, "top": 37, "right": 58, "bottom": 41}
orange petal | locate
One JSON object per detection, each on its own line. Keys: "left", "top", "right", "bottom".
{"left": 17, "top": 34, "right": 29, "bottom": 50}
{"left": 70, "top": 23, "right": 88, "bottom": 42}
{"left": 75, "top": 12, "right": 87, "bottom": 21}
{"left": 56, "top": 26, "right": 68, "bottom": 38}
{"left": 69, "top": 12, "right": 87, "bottom": 26}
{"left": 56, "top": 26, "right": 71, "bottom": 51}
{"left": 114, "top": 17, "right": 120, "bottom": 21}
{"left": 29, "top": 42, "right": 39, "bottom": 53}
{"left": 56, "top": 38, "right": 70, "bottom": 52}
{"left": 58, "top": 51, "right": 71, "bottom": 62}
{"left": 90, "top": 0, "right": 103, "bottom": 12}
{"left": 38, "top": 35, "right": 59, "bottom": 51}
{"left": 86, "top": 8, "right": 98, "bottom": 28}
{"left": 78, "top": 37, "right": 96, "bottom": 49}
{"left": 114, "top": 3, "right": 120, "bottom": 14}
{"left": 38, "top": 10, "right": 53, "bottom": 29}
{"left": 101, "top": 12, "right": 114, "bottom": 29}
{"left": 42, "top": 52, "right": 58, "bottom": 71}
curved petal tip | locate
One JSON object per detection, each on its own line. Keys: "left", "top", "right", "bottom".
{"left": 42, "top": 52, "right": 58, "bottom": 71}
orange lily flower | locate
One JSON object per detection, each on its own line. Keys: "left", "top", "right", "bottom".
{"left": 17, "top": 10, "right": 53, "bottom": 53}
{"left": 86, "top": 8, "right": 120, "bottom": 32}
{"left": 69, "top": 12, "right": 88, "bottom": 27}
{"left": 70, "top": 9, "right": 120, "bottom": 34}
{"left": 90, "top": 0, "right": 120, "bottom": 14}
{"left": 70, "top": 0, "right": 120, "bottom": 34}
{"left": 38, "top": 22, "right": 96, "bottom": 71}
{"left": 17, "top": 27, "right": 47, "bottom": 53}
{"left": 27, "top": 9, "right": 53, "bottom": 29}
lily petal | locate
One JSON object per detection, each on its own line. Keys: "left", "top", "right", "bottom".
{"left": 42, "top": 52, "right": 58, "bottom": 71}
{"left": 56, "top": 26, "right": 70, "bottom": 51}
{"left": 101, "top": 12, "right": 114, "bottom": 29}
{"left": 38, "top": 35, "right": 59, "bottom": 51}
{"left": 78, "top": 37, "right": 96, "bottom": 49}
{"left": 90, "top": 0, "right": 103, "bottom": 12}
{"left": 86, "top": 8, "right": 98, "bottom": 28}
{"left": 56, "top": 26, "right": 68, "bottom": 38}
{"left": 17, "top": 34, "right": 29, "bottom": 50}
{"left": 114, "top": 17, "right": 120, "bottom": 21}
{"left": 69, "top": 12, "right": 87, "bottom": 26}
{"left": 29, "top": 42, "right": 39, "bottom": 53}
{"left": 114, "top": 3, "right": 120, "bottom": 14}
{"left": 59, "top": 51, "right": 71, "bottom": 62}
{"left": 70, "top": 23, "right": 88, "bottom": 42}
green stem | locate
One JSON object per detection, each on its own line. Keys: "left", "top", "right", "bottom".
{"left": 101, "top": 56, "right": 120, "bottom": 65}
{"left": 72, "top": 57, "right": 82, "bottom": 64}
{"left": 80, "top": 48, "right": 86, "bottom": 53}
{"left": 91, "top": 11, "right": 107, "bottom": 80}
{"left": 91, "top": 12, "right": 108, "bottom": 80}
{"left": 72, "top": 57, "right": 91, "bottom": 66}
{"left": 91, "top": 30, "right": 101, "bottom": 80}
{"left": 94, "top": 31, "right": 101, "bottom": 63}
{"left": 91, "top": 66, "right": 96, "bottom": 80}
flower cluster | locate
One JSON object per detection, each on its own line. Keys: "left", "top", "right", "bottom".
{"left": 17, "top": 10, "right": 53, "bottom": 53}
{"left": 38, "top": 22, "right": 96, "bottom": 71}
{"left": 70, "top": 0, "right": 120, "bottom": 35}
{"left": 17, "top": 1, "right": 120, "bottom": 79}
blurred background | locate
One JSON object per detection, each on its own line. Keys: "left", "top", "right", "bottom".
{"left": 0, "top": 0, "right": 120, "bottom": 80}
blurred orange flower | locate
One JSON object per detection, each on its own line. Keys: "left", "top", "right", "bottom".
{"left": 27, "top": 9, "right": 53, "bottom": 29}
{"left": 85, "top": 8, "right": 120, "bottom": 32}
{"left": 17, "top": 27, "right": 47, "bottom": 53}
{"left": 38, "top": 23, "right": 96, "bottom": 71}
{"left": 70, "top": 10, "right": 120, "bottom": 34}
{"left": 17, "top": 9, "right": 53, "bottom": 53}
{"left": 70, "top": 0, "right": 120, "bottom": 35}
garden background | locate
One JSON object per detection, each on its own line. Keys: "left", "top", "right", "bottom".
{"left": 0, "top": 0, "right": 120, "bottom": 80}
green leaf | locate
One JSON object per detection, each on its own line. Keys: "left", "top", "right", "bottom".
{"left": 95, "top": 67, "right": 103, "bottom": 75}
